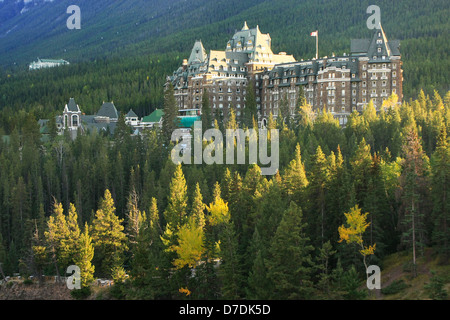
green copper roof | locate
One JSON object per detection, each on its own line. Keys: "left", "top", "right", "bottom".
{"left": 142, "top": 109, "right": 164, "bottom": 123}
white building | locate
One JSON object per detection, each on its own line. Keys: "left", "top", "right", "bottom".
{"left": 29, "top": 58, "right": 70, "bottom": 70}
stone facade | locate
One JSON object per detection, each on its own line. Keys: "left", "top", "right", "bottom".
{"left": 168, "top": 22, "right": 402, "bottom": 126}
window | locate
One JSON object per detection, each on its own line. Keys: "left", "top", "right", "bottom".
{"left": 378, "top": 47, "right": 382, "bottom": 53}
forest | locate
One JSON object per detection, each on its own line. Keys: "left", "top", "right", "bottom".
{"left": 0, "top": 85, "right": 448, "bottom": 300}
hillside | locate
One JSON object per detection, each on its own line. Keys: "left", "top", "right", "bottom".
{"left": 0, "top": 0, "right": 448, "bottom": 100}
{"left": 1, "top": 249, "right": 448, "bottom": 300}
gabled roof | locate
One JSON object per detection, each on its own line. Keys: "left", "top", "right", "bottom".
{"left": 142, "top": 109, "right": 164, "bottom": 123}
{"left": 126, "top": 109, "right": 138, "bottom": 118}
{"left": 67, "top": 98, "right": 80, "bottom": 112}
{"left": 188, "top": 40, "right": 207, "bottom": 65}
{"left": 350, "top": 23, "right": 400, "bottom": 59}
{"left": 96, "top": 102, "right": 119, "bottom": 119}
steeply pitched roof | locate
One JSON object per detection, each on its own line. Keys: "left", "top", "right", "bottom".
{"left": 126, "top": 109, "right": 138, "bottom": 118}
{"left": 350, "top": 24, "right": 400, "bottom": 59}
{"left": 67, "top": 98, "right": 80, "bottom": 112}
{"left": 188, "top": 40, "right": 207, "bottom": 65}
{"left": 142, "top": 109, "right": 164, "bottom": 123}
{"left": 96, "top": 102, "right": 119, "bottom": 119}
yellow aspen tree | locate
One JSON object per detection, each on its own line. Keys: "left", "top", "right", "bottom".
{"left": 338, "top": 205, "right": 376, "bottom": 274}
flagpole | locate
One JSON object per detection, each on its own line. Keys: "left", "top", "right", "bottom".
{"left": 316, "top": 30, "right": 319, "bottom": 59}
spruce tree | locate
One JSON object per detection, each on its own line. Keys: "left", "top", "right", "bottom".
{"left": 162, "top": 82, "right": 180, "bottom": 144}
{"left": 399, "top": 127, "right": 429, "bottom": 275}
{"left": 282, "top": 143, "right": 308, "bottom": 204}
{"left": 244, "top": 80, "right": 257, "bottom": 128}
{"left": 74, "top": 223, "right": 95, "bottom": 288}
{"left": 163, "top": 164, "right": 188, "bottom": 230}
{"left": 201, "top": 90, "right": 212, "bottom": 133}
{"left": 90, "top": 189, "right": 128, "bottom": 277}
{"left": 431, "top": 125, "right": 450, "bottom": 261}
{"left": 266, "top": 202, "right": 314, "bottom": 299}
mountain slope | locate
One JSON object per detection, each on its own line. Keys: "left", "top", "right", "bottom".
{"left": 0, "top": 0, "right": 448, "bottom": 99}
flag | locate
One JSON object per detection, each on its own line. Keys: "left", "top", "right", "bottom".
{"left": 310, "top": 31, "right": 318, "bottom": 37}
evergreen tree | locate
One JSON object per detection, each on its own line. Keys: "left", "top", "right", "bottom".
{"left": 191, "top": 183, "right": 206, "bottom": 229}
{"left": 398, "top": 127, "right": 430, "bottom": 275}
{"left": 218, "top": 219, "right": 244, "bottom": 299}
{"left": 163, "top": 164, "right": 188, "bottom": 230}
{"left": 161, "top": 82, "right": 180, "bottom": 144}
{"left": 307, "top": 145, "right": 330, "bottom": 247}
{"left": 90, "top": 189, "right": 128, "bottom": 277}
{"left": 63, "top": 203, "right": 81, "bottom": 267}
{"left": 266, "top": 202, "right": 314, "bottom": 299}
{"left": 201, "top": 89, "right": 212, "bottom": 133}
{"left": 431, "top": 125, "right": 450, "bottom": 261}
{"left": 282, "top": 143, "right": 308, "bottom": 204}
{"left": 74, "top": 223, "right": 95, "bottom": 288}
{"left": 44, "top": 201, "right": 68, "bottom": 279}
{"left": 243, "top": 80, "right": 257, "bottom": 128}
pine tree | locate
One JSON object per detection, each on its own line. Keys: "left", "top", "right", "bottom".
{"left": 279, "top": 93, "right": 290, "bottom": 128}
{"left": 218, "top": 219, "right": 243, "bottom": 299}
{"left": 62, "top": 203, "right": 81, "bottom": 267}
{"left": 431, "top": 125, "right": 450, "bottom": 261}
{"left": 201, "top": 89, "right": 212, "bottom": 133}
{"left": 74, "top": 223, "right": 95, "bottom": 288}
{"left": 162, "top": 82, "right": 180, "bottom": 144}
{"left": 307, "top": 145, "right": 330, "bottom": 247}
{"left": 191, "top": 183, "right": 206, "bottom": 229}
{"left": 315, "top": 240, "right": 337, "bottom": 298}
{"left": 126, "top": 188, "right": 146, "bottom": 251}
{"left": 44, "top": 201, "right": 68, "bottom": 279}
{"left": 243, "top": 80, "right": 257, "bottom": 128}
{"left": 266, "top": 202, "right": 314, "bottom": 299}
{"left": 90, "top": 189, "right": 128, "bottom": 277}
{"left": 246, "top": 227, "right": 273, "bottom": 299}
{"left": 399, "top": 127, "right": 430, "bottom": 275}
{"left": 163, "top": 164, "right": 188, "bottom": 229}
{"left": 282, "top": 143, "right": 308, "bottom": 204}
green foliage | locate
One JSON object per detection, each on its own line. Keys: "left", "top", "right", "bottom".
{"left": 424, "top": 271, "right": 448, "bottom": 300}
{"left": 0, "top": 89, "right": 447, "bottom": 299}
{"left": 381, "top": 279, "right": 410, "bottom": 296}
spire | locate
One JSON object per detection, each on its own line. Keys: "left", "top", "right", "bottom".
{"left": 368, "top": 22, "right": 391, "bottom": 59}
{"left": 242, "top": 21, "right": 249, "bottom": 30}
{"left": 188, "top": 40, "right": 207, "bottom": 65}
